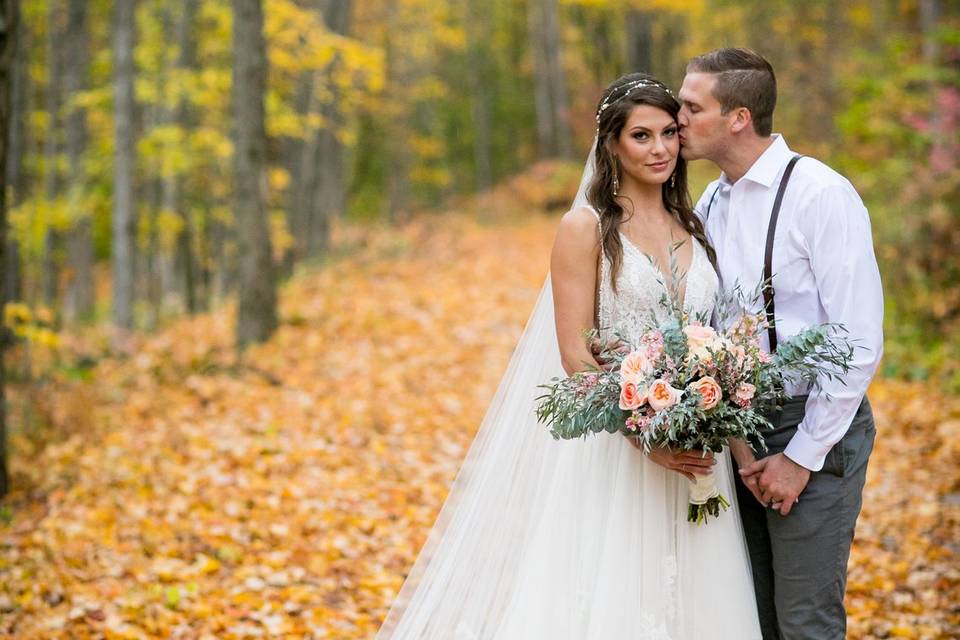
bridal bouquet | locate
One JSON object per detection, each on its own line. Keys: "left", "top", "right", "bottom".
{"left": 536, "top": 273, "right": 855, "bottom": 524}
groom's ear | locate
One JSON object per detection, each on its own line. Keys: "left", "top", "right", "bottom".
{"left": 728, "top": 107, "right": 754, "bottom": 134}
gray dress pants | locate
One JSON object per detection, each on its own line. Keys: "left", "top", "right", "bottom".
{"left": 734, "top": 395, "right": 876, "bottom": 640}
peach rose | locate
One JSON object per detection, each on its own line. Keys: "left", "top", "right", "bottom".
{"left": 685, "top": 326, "right": 722, "bottom": 364}
{"left": 619, "top": 349, "right": 652, "bottom": 381}
{"left": 683, "top": 324, "right": 717, "bottom": 352}
{"left": 648, "top": 378, "right": 682, "bottom": 411}
{"left": 619, "top": 379, "right": 647, "bottom": 411}
{"left": 688, "top": 376, "right": 722, "bottom": 410}
{"left": 731, "top": 313, "right": 765, "bottom": 340}
{"left": 735, "top": 382, "right": 756, "bottom": 407}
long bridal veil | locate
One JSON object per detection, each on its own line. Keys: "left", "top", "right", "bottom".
{"left": 375, "top": 140, "right": 600, "bottom": 639}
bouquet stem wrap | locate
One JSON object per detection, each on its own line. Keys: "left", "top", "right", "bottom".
{"left": 687, "top": 469, "right": 731, "bottom": 524}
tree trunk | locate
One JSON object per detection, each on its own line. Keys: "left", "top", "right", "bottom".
{"left": 385, "top": 0, "right": 410, "bottom": 223}
{"left": 920, "top": 0, "right": 940, "bottom": 65}
{"left": 232, "top": 0, "right": 277, "bottom": 350}
{"left": 625, "top": 9, "right": 653, "bottom": 74}
{"left": 289, "top": 67, "right": 316, "bottom": 263}
{"left": 170, "top": 0, "right": 201, "bottom": 313}
{"left": 112, "top": 0, "right": 137, "bottom": 330}
{"left": 63, "top": 0, "right": 93, "bottom": 324}
{"left": 0, "top": 0, "right": 20, "bottom": 498}
{"left": 528, "top": 0, "right": 572, "bottom": 158}
{"left": 42, "top": 2, "right": 63, "bottom": 310}
{"left": 306, "top": 0, "right": 351, "bottom": 256}
{"left": 4, "top": 9, "right": 27, "bottom": 306}
{"left": 466, "top": 0, "right": 492, "bottom": 192}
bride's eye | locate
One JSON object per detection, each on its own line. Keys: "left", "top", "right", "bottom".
{"left": 664, "top": 128, "right": 678, "bottom": 136}
{"left": 633, "top": 132, "right": 649, "bottom": 141}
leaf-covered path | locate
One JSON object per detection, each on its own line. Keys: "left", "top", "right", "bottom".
{"left": 1, "top": 213, "right": 957, "bottom": 638}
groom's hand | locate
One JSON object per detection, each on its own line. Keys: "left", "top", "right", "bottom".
{"left": 739, "top": 453, "right": 810, "bottom": 516}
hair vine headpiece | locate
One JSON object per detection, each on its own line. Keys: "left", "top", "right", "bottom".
{"left": 595, "top": 78, "right": 676, "bottom": 124}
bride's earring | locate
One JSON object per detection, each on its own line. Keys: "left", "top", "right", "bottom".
{"left": 670, "top": 172, "right": 676, "bottom": 189}
{"left": 612, "top": 158, "right": 620, "bottom": 196}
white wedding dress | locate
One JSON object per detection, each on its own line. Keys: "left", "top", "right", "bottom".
{"left": 377, "top": 145, "right": 762, "bottom": 638}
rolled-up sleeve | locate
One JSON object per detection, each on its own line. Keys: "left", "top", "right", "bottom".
{"left": 783, "top": 183, "right": 884, "bottom": 471}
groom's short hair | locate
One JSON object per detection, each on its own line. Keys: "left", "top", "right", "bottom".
{"left": 687, "top": 48, "right": 776, "bottom": 137}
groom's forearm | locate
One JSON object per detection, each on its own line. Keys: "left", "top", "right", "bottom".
{"left": 784, "top": 320, "right": 883, "bottom": 472}
{"left": 785, "top": 185, "right": 884, "bottom": 472}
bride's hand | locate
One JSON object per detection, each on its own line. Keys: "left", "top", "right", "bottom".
{"left": 644, "top": 445, "right": 715, "bottom": 482}
{"left": 589, "top": 337, "right": 629, "bottom": 372}
{"left": 728, "top": 438, "right": 765, "bottom": 506}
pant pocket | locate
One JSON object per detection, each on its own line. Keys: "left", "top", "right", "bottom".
{"left": 820, "top": 441, "right": 847, "bottom": 477}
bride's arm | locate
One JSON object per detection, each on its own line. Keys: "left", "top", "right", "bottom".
{"left": 550, "top": 207, "right": 603, "bottom": 376}
{"left": 728, "top": 437, "right": 764, "bottom": 504}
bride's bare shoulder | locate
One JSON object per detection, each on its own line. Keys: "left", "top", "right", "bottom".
{"left": 552, "top": 206, "right": 601, "bottom": 268}
{"left": 556, "top": 205, "right": 601, "bottom": 240}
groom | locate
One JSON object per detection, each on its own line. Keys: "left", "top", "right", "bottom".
{"left": 677, "top": 48, "right": 884, "bottom": 639}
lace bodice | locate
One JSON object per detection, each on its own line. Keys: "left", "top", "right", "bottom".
{"left": 590, "top": 208, "right": 719, "bottom": 347}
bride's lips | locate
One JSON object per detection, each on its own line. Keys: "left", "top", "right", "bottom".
{"left": 646, "top": 161, "right": 670, "bottom": 172}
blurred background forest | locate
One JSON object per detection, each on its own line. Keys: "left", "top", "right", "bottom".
{"left": 0, "top": 0, "right": 958, "bottom": 637}
{"left": 2, "top": 0, "right": 959, "bottom": 374}
{"left": 2, "top": 0, "right": 959, "bottom": 385}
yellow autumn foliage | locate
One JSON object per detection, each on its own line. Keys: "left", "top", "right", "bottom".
{"left": 0, "top": 188, "right": 957, "bottom": 638}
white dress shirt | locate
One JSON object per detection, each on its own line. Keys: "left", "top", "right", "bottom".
{"left": 694, "top": 134, "right": 884, "bottom": 472}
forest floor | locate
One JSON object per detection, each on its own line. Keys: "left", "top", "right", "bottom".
{"left": 1, "top": 176, "right": 958, "bottom": 638}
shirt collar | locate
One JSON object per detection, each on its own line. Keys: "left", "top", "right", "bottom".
{"left": 718, "top": 134, "right": 793, "bottom": 189}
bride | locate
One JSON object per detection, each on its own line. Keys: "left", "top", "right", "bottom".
{"left": 376, "top": 73, "right": 762, "bottom": 639}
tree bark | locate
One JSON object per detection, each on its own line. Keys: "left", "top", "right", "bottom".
{"left": 306, "top": 0, "right": 351, "bottom": 256}
{"left": 173, "top": 0, "right": 201, "bottom": 313}
{"left": 63, "top": 0, "right": 93, "bottom": 324}
{"left": 625, "top": 9, "right": 653, "bottom": 74}
{"left": 112, "top": 0, "right": 137, "bottom": 330}
{"left": 232, "top": 0, "right": 277, "bottom": 350}
{"left": 466, "top": 0, "right": 492, "bottom": 192}
{"left": 385, "top": 0, "right": 410, "bottom": 223}
{"left": 0, "top": 0, "right": 20, "bottom": 498}
{"left": 528, "top": 0, "right": 572, "bottom": 159}
{"left": 920, "top": 0, "right": 940, "bottom": 66}
{"left": 289, "top": 67, "right": 316, "bottom": 263}
{"left": 4, "top": 8, "right": 26, "bottom": 306}
{"left": 42, "top": 2, "right": 63, "bottom": 310}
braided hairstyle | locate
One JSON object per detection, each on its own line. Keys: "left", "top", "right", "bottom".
{"left": 589, "top": 72, "right": 717, "bottom": 291}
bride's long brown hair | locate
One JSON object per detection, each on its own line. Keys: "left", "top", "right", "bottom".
{"left": 589, "top": 73, "right": 717, "bottom": 290}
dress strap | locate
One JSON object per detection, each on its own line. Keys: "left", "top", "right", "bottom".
{"left": 583, "top": 204, "right": 603, "bottom": 330}
{"left": 584, "top": 204, "right": 602, "bottom": 235}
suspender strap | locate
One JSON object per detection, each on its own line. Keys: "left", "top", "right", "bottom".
{"left": 702, "top": 184, "right": 722, "bottom": 223}
{"left": 762, "top": 154, "right": 803, "bottom": 353}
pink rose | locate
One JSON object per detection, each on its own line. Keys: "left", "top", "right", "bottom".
{"left": 688, "top": 376, "right": 722, "bottom": 410}
{"left": 620, "top": 349, "right": 653, "bottom": 381}
{"left": 641, "top": 330, "right": 665, "bottom": 363}
{"left": 735, "top": 382, "right": 756, "bottom": 407}
{"left": 619, "top": 379, "right": 647, "bottom": 410}
{"left": 648, "top": 378, "right": 682, "bottom": 411}
{"left": 729, "top": 344, "right": 752, "bottom": 371}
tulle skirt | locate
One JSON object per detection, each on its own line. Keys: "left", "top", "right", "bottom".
{"left": 376, "top": 279, "right": 762, "bottom": 639}
{"left": 494, "top": 438, "right": 762, "bottom": 639}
